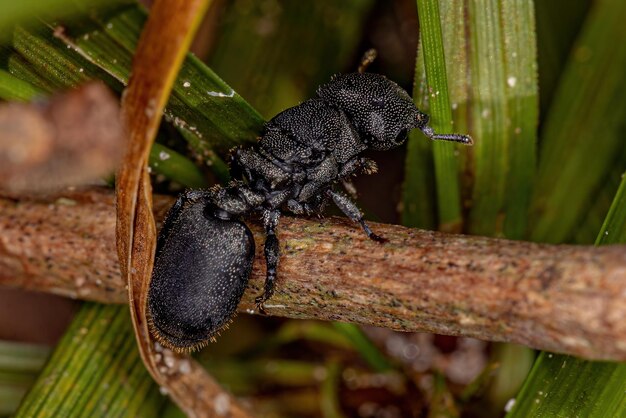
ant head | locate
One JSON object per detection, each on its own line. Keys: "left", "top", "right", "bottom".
{"left": 317, "top": 72, "right": 426, "bottom": 151}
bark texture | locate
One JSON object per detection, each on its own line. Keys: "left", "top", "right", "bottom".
{"left": 1, "top": 188, "right": 625, "bottom": 360}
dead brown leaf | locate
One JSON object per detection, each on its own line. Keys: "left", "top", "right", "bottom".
{"left": 114, "top": 0, "right": 252, "bottom": 416}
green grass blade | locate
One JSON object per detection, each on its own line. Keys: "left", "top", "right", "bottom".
{"left": 485, "top": 344, "right": 535, "bottom": 414}
{"left": 403, "top": 0, "right": 469, "bottom": 229}
{"left": 331, "top": 323, "right": 393, "bottom": 373}
{"left": 413, "top": 0, "right": 463, "bottom": 232}
{"left": 408, "top": 0, "right": 538, "bottom": 238}
{"left": 201, "top": 358, "right": 323, "bottom": 395}
{"left": 574, "top": 160, "right": 625, "bottom": 244}
{"left": 402, "top": 44, "right": 436, "bottom": 229}
{"left": 0, "top": 341, "right": 50, "bottom": 416}
{"left": 466, "top": 0, "right": 508, "bottom": 236}
{"left": 0, "top": 341, "right": 49, "bottom": 373}
{"left": 2, "top": 2, "right": 257, "bottom": 185}
{"left": 467, "top": 0, "right": 538, "bottom": 238}
{"left": 0, "top": 46, "right": 59, "bottom": 94}
{"left": 3, "top": 1, "right": 264, "bottom": 158}
{"left": 508, "top": 145, "right": 626, "bottom": 418}
{"left": 148, "top": 143, "right": 208, "bottom": 189}
{"left": 10, "top": 25, "right": 98, "bottom": 88}
{"left": 500, "top": 0, "right": 538, "bottom": 239}
{"left": 596, "top": 174, "right": 626, "bottom": 245}
{"left": 15, "top": 304, "right": 164, "bottom": 418}
{"left": 209, "top": 0, "right": 374, "bottom": 118}
{"left": 320, "top": 361, "right": 345, "bottom": 418}
{"left": 0, "top": 51, "right": 206, "bottom": 188}
{"left": 0, "top": 68, "right": 42, "bottom": 100}
{"left": 535, "top": 0, "right": 591, "bottom": 116}
{"left": 530, "top": 0, "right": 626, "bottom": 243}
{"left": 506, "top": 354, "right": 626, "bottom": 417}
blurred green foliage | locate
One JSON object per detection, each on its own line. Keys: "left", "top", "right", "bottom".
{"left": 14, "top": 305, "right": 164, "bottom": 418}
{"left": 208, "top": 0, "right": 374, "bottom": 118}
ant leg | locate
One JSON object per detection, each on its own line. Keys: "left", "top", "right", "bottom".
{"left": 287, "top": 199, "right": 306, "bottom": 215}
{"left": 358, "top": 48, "right": 377, "bottom": 73}
{"left": 326, "top": 189, "right": 387, "bottom": 243}
{"left": 341, "top": 179, "right": 358, "bottom": 199}
{"left": 338, "top": 158, "right": 378, "bottom": 200}
{"left": 233, "top": 148, "right": 290, "bottom": 187}
{"left": 256, "top": 209, "right": 281, "bottom": 313}
{"left": 338, "top": 157, "right": 378, "bottom": 178}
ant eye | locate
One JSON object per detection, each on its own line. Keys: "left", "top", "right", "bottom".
{"left": 371, "top": 98, "right": 385, "bottom": 109}
{"left": 395, "top": 127, "right": 408, "bottom": 143}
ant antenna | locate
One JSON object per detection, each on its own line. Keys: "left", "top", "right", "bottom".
{"left": 358, "top": 49, "right": 377, "bottom": 73}
{"left": 420, "top": 125, "right": 473, "bottom": 145}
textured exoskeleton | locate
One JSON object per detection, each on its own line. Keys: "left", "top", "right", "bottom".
{"left": 149, "top": 191, "right": 255, "bottom": 351}
{"left": 148, "top": 72, "right": 472, "bottom": 352}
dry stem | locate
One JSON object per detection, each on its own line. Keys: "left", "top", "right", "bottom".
{"left": 1, "top": 188, "right": 625, "bottom": 361}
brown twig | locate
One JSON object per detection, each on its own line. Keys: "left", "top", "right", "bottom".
{"left": 112, "top": 0, "right": 248, "bottom": 416}
{"left": 1, "top": 188, "right": 626, "bottom": 361}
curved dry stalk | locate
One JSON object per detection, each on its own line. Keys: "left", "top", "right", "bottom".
{"left": 112, "top": 0, "right": 250, "bottom": 416}
{"left": 2, "top": 188, "right": 625, "bottom": 361}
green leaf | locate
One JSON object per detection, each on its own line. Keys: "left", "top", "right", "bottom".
{"left": 209, "top": 0, "right": 375, "bottom": 118}
{"left": 331, "top": 322, "right": 393, "bottom": 373}
{"left": 0, "top": 341, "right": 50, "bottom": 416}
{"left": 509, "top": 112, "right": 626, "bottom": 418}
{"left": 467, "top": 0, "right": 538, "bottom": 238}
{"left": 0, "top": 69, "right": 42, "bottom": 100}
{"left": 2, "top": 1, "right": 264, "bottom": 160}
{"left": 499, "top": 0, "right": 538, "bottom": 240}
{"left": 404, "top": 0, "right": 471, "bottom": 230}
{"left": 407, "top": 0, "right": 538, "bottom": 239}
{"left": 574, "top": 160, "right": 625, "bottom": 244}
{"left": 530, "top": 0, "right": 626, "bottom": 243}
{"left": 506, "top": 354, "right": 626, "bottom": 417}
{"left": 0, "top": 341, "right": 49, "bottom": 373}
{"left": 149, "top": 143, "right": 208, "bottom": 189}
{"left": 402, "top": 44, "right": 436, "bottom": 229}
{"left": 596, "top": 174, "right": 626, "bottom": 245}
{"left": 535, "top": 0, "right": 591, "bottom": 116}
{"left": 412, "top": 0, "right": 464, "bottom": 232}
{"left": 15, "top": 304, "right": 164, "bottom": 418}
{"left": 320, "top": 360, "right": 345, "bottom": 418}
